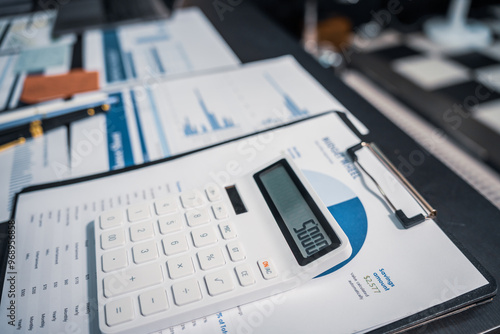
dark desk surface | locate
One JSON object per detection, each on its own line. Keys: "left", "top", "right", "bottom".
{"left": 188, "top": 1, "right": 500, "bottom": 333}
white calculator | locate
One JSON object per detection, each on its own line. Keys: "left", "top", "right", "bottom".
{"left": 94, "top": 156, "right": 352, "bottom": 334}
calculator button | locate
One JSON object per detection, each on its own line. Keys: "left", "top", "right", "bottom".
{"left": 197, "top": 246, "right": 225, "bottom": 270}
{"left": 212, "top": 203, "right": 229, "bottom": 220}
{"left": 191, "top": 226, "right": 218, "bottom": 247}
{"left": 100, "top": 210, "right": 123, "bottom": 229}
{"left": 162, "top": 234, "right": 189, "bottom": 256}
{"left": 105, "top": 296, "right": 134, "bottom": 327}
{"left": 132, "top": 240, "right": 158, "bottom": 264}
{"left": 172, "top": 278, "right": 202, "bottom": 306}
{"left": 102, "top": 248, "right": 128, "bottom": 273}
{"left": 139, "top": 287, "right": 169, "bottom": 316}
{"left": 180, "top": 191, "right": 204, "bottom": 208}
{"left": 257, "top": 259, "right": 278, "bottom": 280}
{"left": 154, "top": 196, "right": 178, "bottom": 215}
{"left": 101, "top": 229, "right": 126, "bottom": 250}
{"left": 103, "top": 263, "right": 163, "bottom": 298}
{"left": 129, "top": 221, "right": 154, "bottom": 242}
{"left": 219, "top": 222, "right": 237, "bottom": 239}
{"left": 127, "top": 203, "right": 151, "bottom": 222}
{"left": 205, "top": 185, "right": 222, "bottom": 202}
{"left": 158, "top": 214, "right": 183, "bottom": 234}
{"left": 226, "top": 241, "right": 246, "bottom": 262}
{"left": 235, "top": 265, "right": 255, "bottom": 287}
{"left": 167, "top": 255, "right": 195, "bottom": 279}
{"left": 185, "top": 207, "right": 210, "bottom": 226}
{"left": 205, "top": 270, "right": 235, "bottom": 296}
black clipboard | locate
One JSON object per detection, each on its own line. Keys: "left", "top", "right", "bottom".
{"left": 339, "top": 112, "right": 497, "bottom": 333}
{"left": 0, "top": 111, "right": 496, "bottom": 333}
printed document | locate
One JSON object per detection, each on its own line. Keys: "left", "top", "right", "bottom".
{"left": 68, "top": 56, "right": 351, "bottom": 178}
{"left": 0, "top": 7, "right": 242, "bottom": 221}
{"left": 83, "top": 7, "right": 240, "bottom": 87}
{"left": 0, "top": 56, "right": 354, "bottom": 222}
{"left": 0, "top": 11, "right": 75, "bottom": 111}
{"left": 0, "top": 113, "right": 488, "bottom": 333}
{"left": 0, "top": 7, "right": 239, "bottom": 112}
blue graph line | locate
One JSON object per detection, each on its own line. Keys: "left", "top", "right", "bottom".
{"left": 264, "top": 72, "right": 309, "bottom": 118}
{"left": 194, "top": 89, "right": 221, "bottom": 130}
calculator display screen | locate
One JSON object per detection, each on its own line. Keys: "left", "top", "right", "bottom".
{"left": 255, "top": 159, "right": 341, "bottom": 265}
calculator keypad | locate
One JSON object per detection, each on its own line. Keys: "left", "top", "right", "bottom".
{"left": 197, "top": 246, "right": 226, "bottom": 270}
{"left": 101, "top": 229, "right": 126, "bottom": 250}
{"left": 158, "top": 214, "right": 183, "bottom": 234}
{"left": 205, "top": 269, "right": 235, "bottom": 296}
{"left": 162, "top": 234, "right": 189, "bottom": 256}
{"left": 185, "top": 207, "right": 211, "bottom": 226}
{"left": 127, "top": 203, "right": 152, "bottom": 222}
{"left": 219, "top": 221, "right": 237, "bottom": 239}
{"left": 172, "top": 278, "right": 203, "bottom": 306}
{"left": 100, "top": 210, "right": 124, "bottom": 229}
{"left": 227, "top": 241, "right": 246, "bottom": 262}
{"left": 129, "top": 221, "right": 154, "bottom": 242}
{"left": 102, "top": 248, "right": 128, "bottom": 272}
{"left": 205, "top": 185, "right": 222, "bottom": 202}
{"left": 154, "top": 197, "right": 177, "bottom": 215}
{"left": 235, "top": 264, "right": 255, "bottom": 287}
{"left": 191, "top": 225, "right": 218, "bottom": 247}
{"left": 103, "top": 262, "right": 163, "bottom": 298}
{"left": 105, "top": 296, "right": 134, "bottom": 326}
{"left": 139, "top": 287, "right": 169, "bottom": 316}
{"left": 132, "top": 240, "right": 158, "bottom": 264}
{"left": 97, "top": 185, "right": 278, "bottom": 328}
{"left": 167, "top": 254, "right": 195, "bottom": 279}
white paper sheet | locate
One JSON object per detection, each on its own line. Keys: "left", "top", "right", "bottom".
{"left": 0, "top": 113, "right": 488, "bottom": 333}
{"left": 0, "top": 127, "right": 69, "bottom": 222}
{"left": 83, "top": 7, "right": 240, "bottom": 88}
{"left": 0, "top": 7, "right": 242, "bottom": 221}
{"left": 0, "top": 56, "right": 349, "bottom": 224}
{"left": 69, "top": 56, "right": 349, "bottom": 178}
{"left": 0, "top": 7, "right": 240, "bottom": 112}
{"left": 0, "top": 10, "right": 76, "bottom": 111}
{"left": 0, "top": 11, "right": 75, "bottom": 53}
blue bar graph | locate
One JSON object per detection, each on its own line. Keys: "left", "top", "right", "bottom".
{"left": 184, "top": 118, "right": 198, "bottom": 136}
{"left": 264, "top": 72, "right": 309, "bottom": 118}
{"left": 103, "top": 30, "right": 127, "bottom": 83}
{"left": 106, "top": 93, "right": 135, "bottom": 170}
{"left": 183, "top": 89, "right": 236, "bottom": 136}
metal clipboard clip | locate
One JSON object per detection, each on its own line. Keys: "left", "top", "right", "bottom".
{"left": 347, "top": 142, "right": 437, "bottom": 228}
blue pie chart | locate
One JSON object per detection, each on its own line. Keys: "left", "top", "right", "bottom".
{"left": 303, "top": 170, "right": 368, "bottom": 277}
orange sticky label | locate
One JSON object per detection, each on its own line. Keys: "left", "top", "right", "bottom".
{"left": 21, "top": 70, "right": 99, "bottom": 104}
